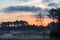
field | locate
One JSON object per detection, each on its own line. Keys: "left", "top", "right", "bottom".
{"left": 0, "top": 30, "right": 52, "bottom": 40}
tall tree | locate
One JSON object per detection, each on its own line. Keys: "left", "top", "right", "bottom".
{"left": 37, "top": 12, "right": 44, "bottom": 26}
{"left": 49, "top": 8, "right": 60, "bottom": 39}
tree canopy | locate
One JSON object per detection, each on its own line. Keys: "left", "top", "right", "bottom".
{"left": 49, "top": 8, "right": 60, "bottom": 39}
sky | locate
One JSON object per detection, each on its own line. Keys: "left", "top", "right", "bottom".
{"left": 0, "top": 0, "right": 59, "bottom": 26}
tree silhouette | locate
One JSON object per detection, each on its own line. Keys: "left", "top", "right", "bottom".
{"left": 49, "top": 8, "right": 60, "bottom": 39}
{"left": 47, "top": 15, "right": 51, "bottom": 18}
{"left": 49, "top": 8, "right": 57, "bottom": 22}
{"left": 1, "top": 22, "right": 9, "bottom": 27}
{"left": 19, "top": 20, "right": 28, "bottom": 26}
{"left": 37, "top": 11, "right": 47, "bottom": 40}
{"left": 36, "top": 11, "right": 44, "bottom": 26}
{"left": 15, "top": 20, "right": 19, "bottom": 27}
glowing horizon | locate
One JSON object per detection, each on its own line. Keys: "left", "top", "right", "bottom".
{"left": 0, "top": 0, "right": 59, "bottom": 27}
{"left": 0, "top": 15, "right": 57, "bottom": 26}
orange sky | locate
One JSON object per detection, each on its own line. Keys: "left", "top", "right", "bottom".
{"left": 0, "top": 15, "right": 57, "bottom": 26}
{"left": 0, "top": 12, "right": 58, "bottom": 26}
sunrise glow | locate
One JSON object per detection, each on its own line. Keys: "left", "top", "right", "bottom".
{"left": 0, "top": 0, "right": 59, "bottom": 27}
{"left": 0, "top": 15, "right": 57, "bottom": 26}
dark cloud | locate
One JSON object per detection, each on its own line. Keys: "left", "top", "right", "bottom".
{"left": 3, "top": 6, "right": 42, "bottom": 13}
{"left": 48, "top": 3, "right": 58, "bottom": 7}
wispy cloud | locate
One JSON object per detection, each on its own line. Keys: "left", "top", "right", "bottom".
{"left": 0, "top": 0, "right": 60, "bottom": 9}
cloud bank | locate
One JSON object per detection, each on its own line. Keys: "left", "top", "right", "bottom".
{"left": 2, "top": 6, "right": 42, "bottom": 13}
{"left": 0, "top": 0, "right": 60, "bottom": 16}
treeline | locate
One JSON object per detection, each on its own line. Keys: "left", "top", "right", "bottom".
{"left": 0, "top": 20, "right": 45, "bottom": 30}
{"left": 0, "top": 20, "right": 28, "bottom": 27}
{"left": 0, "top": 20, "right": 57, "bottom": 31}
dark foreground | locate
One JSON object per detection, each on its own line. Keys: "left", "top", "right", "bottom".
{"left": 0, "top": 29, "right": 59, "bottom": 40}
